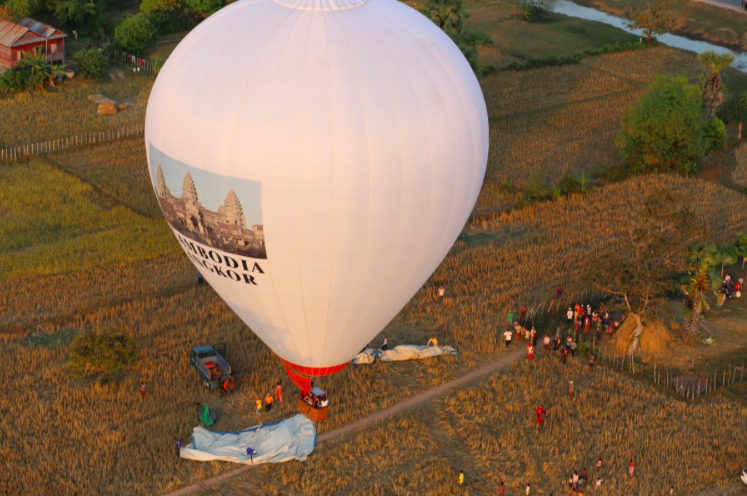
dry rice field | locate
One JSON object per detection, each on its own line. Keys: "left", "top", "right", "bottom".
{"left": 1, "top": 41, "right": 746, "bottom": 495}
{"left": 204, "top": 358, "right": 747, "bottom": 495}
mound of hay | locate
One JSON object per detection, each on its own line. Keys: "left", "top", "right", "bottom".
{"left": 609, "top": 317, "right": 673, "bottom": 359}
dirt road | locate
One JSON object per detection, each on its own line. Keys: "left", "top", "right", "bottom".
{"left": 163, "top": 346, "right": 527, "bottom": 495}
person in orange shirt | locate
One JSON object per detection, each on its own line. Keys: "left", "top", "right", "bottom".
{"left": 265, "top": 393, "right": 273, "bottom": 412}
{"left": 274, "top": 381, "right": 283, "bottom": 403}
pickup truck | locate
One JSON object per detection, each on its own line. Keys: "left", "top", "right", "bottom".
{"left": 189, "top": 344, "right": 234, "bottom": 392}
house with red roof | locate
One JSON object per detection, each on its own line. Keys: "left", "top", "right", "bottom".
{"left": 0, "top": 18, "right": 66, "bottom": 70}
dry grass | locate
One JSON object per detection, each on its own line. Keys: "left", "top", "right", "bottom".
{"left": 208, "top": 358, "right": 747, "bottom": 495}
{"left": 0, "top": 74, "right": 153, "bottom": 147}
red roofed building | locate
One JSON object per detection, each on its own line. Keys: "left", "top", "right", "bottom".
{"left": 0, "top": 18, "right": 66, "bottom": 70}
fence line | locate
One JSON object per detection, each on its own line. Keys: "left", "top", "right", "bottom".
{"left": 0, "top": 125, "right": 144, "bottom": 162}
{"left": 111, "top": 49, "right": 162, "bottom": 74}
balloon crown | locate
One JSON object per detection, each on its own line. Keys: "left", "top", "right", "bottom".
{"left": 272, "top": 0, "right": 368, "bottom": 11}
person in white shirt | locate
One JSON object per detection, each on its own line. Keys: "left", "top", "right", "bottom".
{"left": 543, "top": 334, "right": 550, "bottom": 351}
{"left": 504, "top": 329, "right": 512, "bottom": 348}
{"left": 567, "top": 307, "right": 573, "bottom": 323}
{"left": 437, "top": 285, "right": 445, "bottom": 304}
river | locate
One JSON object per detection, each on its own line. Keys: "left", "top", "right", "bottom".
{"left": 547, "top": 0, "right": 747, "bottom": 72}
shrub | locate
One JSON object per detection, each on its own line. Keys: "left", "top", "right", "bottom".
{"left": 514, "top": 0, "right": 547, "bottom": 22}
{"left": 73, "top": 48, "right": 109, "bottom": 79}
{"left": 114, "top": 14, "right": 158, "bottom": 55}
{"left": 0, "top": 68, "right": 30, "bottom": 93}
{"left": 702, "top": 118, "right": 727, "bottom": 155}
{"left": 69, "top": 328, "right": 139, "bottom": 378}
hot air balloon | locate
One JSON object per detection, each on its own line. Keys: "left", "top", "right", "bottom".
{"left": 145, "top": 0, "right": 489, "bottom": 393}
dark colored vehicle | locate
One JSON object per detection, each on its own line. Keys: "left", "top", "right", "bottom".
{"left": 190, "top": 344, "right": 234, "bottom": 392}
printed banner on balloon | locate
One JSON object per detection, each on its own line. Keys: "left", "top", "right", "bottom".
{"left": 149, "top": 143, "right": 266, "bottom": 260}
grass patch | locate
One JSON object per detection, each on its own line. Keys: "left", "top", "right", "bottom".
{"left": 48, "top": 137, "right": 161, "bottom": 218}
{"left": 0, "top": 159, "right": 178, "bottom": 280}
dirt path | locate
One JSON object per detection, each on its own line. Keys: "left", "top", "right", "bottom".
{"left": 693, "top": 483, "right": 747, "bottom": 496}
{"left": 163, "top": 346, "right": 527, "bottom": 496}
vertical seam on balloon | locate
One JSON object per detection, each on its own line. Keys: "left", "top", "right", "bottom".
{"left": 318, "top": 10, "right": 336, "bottom": 369}
{"left": 295, "top": 10, "right": 314, "bottom": 368}
{"left": 341, "top": 1, "right": 438, "bottom": 358}
{"left": 223, "top": 4, "right": 297, "bottom": 360}
{"left": 324, "top": 9, "right": 374, "bottom": 367}
{"left": 257, "top": 8, "right": 310, "bottom": 365}
{"left": 335, "top": 5, "right": 405, "bottom": 360}
{"left": 374, "top": 3, "right": 471, "bottom": 311}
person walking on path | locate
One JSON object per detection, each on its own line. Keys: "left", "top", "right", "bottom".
{"left": 570, "top": 339, "right": 577, "bottom": 358}
{"left": 265, "top": 393, "right": 273, "bottom": 412}
{"left": 437, "top": 285, "right": 445, "bottom": 304}
{"left": 255, "top": 398, "right": 262, "bottom": 416}
{"left": 543, "top": 334, "right": 550, "bottom": 352}
{"left": 140, "top": 381, "right": 146, "bottom": 399}
{"left": 458, "top": 470, "right": 464, "bottom": 486}
{"left": 175, "top": 439, "right": 182, "bottom": 458}
{"left": 536, "top": 405, "right": 545, "bottom": 427}
{"left": 628, "top": 459, "right": 635, "bottom": 477}
{"left": 381, "top": 335, "right": 388, "bottom": 351}
{"left": 427, "top": 336, "right": 438, "bottom": 347}
{"left": 568, "top": 381, "right": 574, "bottom": 398}
{"left": 504, "top": 329, "right": 512, "bottom": 348}
{"left": 530, "top": 327, "right": 537, "bottom": 347}
{"left": 567, "top": 307, "right": 573, "bottom": 324}
{"left": 275, "top": 382, "right": 283, "bottom": 403}
{"left": 560, "top": 347, "right": 568, "bottom": 364}
{"left": 572, "top": 470, "right": 579, "bottom": 490}
{"left": 527, "top": 342, "right": 534, "bottom": 361}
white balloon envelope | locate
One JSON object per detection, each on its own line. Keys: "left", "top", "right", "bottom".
{"left": 145, "top": 0, "right": 489, "bottom": 390}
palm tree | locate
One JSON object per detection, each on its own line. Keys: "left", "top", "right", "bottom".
{"left": 682, "top": 261, "right": 718, "bottom": 337}
{"left": 420, "top": 0, "right": 467, "bottom": 34}
{"left": 735, "top": 233, "right": 747, "bottom": 269}
{"left": 16, "top": 51, "right": 59, "bottom": 90}
{"left": 689, "top": 243, "right": 718, "bottom": 267}
{"left": 421, "top": 0, "right": 492, "bottom": 77}
{"left": 698, "top": 51, "right": 734, "bottom": 120}
{"left": 713, "top": 246, "right": 736, "bottom": 277}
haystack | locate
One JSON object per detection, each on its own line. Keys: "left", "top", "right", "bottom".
{"left": 609, "top": 317, "right": 672, "bottom": 360}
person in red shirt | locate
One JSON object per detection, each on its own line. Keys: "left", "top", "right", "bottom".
{"left": 274, "top": 381, "right": 283, "bottom": 403}
{"left": 527, "top": 342, "right": 534, "bottom": 361}
{"left": 628, "top": 459, "right": 635, "bottom": 477}
{"left": 140, "top": 381, "right": 146, "bottom": 399}
{"left": 536, "top": 405, "right": 546, "bottom": 427}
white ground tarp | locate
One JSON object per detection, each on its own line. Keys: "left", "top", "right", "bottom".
{"left": 352, "top": 345, "right": 458, "bottom": 364}
{"left": 180, "top": 414, "right": 316, "bottom": 465}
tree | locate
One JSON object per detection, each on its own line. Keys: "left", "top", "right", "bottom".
{"left": 713, "top": 246, "right": 736, "bottom": 277}
{"left": 698, "top": 50, "right": 734, "bottom": 120}
{"left": 702, "top": 117, "right": 726, "bottom": 155}
{"left": 421, "top": 0, "right": 493, "bottom": 77}
{"left": 70, "top": 328, "right": 138, "bottom": 379}
{"left": 73, "top": 48, "right": 109, "bottom": 78}
{"left": 588, "top": 190, "right": 702, "bottom": 355}
{"left": 140, "top": 0, "right": 184, "bottom": 29}
{"left": 616, "top": 74, "right": 705, "bottom": 174}
{"left": 114, "top": 14, "right": 158, "bottom": 55}
{"left": 629, "top": 0, "right": 682, "bottom": 44}
{"left": 185, "top": 0, "right": 225, "bottom": 18}
{"left": 54, "top": 0, "right": 102, "bottom": 28}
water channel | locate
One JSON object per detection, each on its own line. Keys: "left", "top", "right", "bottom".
{"left": 547, "top": 0, "right": 747, "bottom": 72}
